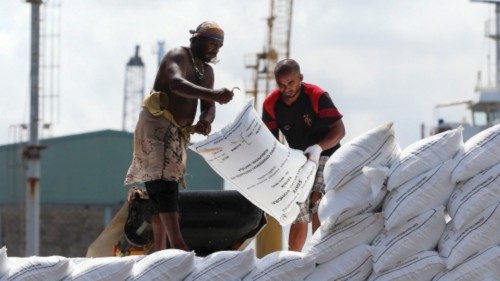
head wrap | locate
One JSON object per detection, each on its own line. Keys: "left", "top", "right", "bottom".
{"left": 189, "top": 21, "right": 224, "bottom": 42}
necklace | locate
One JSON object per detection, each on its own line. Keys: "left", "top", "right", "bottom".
{"left": 188, "top": 47, "right": 204, "bottom": 80}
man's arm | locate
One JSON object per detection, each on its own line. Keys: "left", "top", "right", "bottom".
{"left": 304, "top": 92, "right": 345, "bottom": 163}
{"left": 195, "top": 68, "right": 216, "bottom": 135}
{"left": 262, "top": 105, "right": 280, "bottom": 139}
{"left": 163, "top": 48, "right": 232, "bottom": 104}
{"left": 317, "top": 119, "right": 345, "bottom": 150}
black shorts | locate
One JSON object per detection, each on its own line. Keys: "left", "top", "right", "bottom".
{"left": 145, "top": 179, "right": 179, "bottom": 213}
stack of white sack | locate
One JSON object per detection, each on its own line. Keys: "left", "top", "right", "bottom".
{"left": 305, "top": 123, "right": 399, "bottom": 279}
{"left": 0, "top": 248, "right": 199, "bottom": 281}
{"left": 319, "top": 123, "right": 400, "bottom": 228}
{"left": 436, "top": 124, "right": 500, "bottom": 280}
{"left": 369, "top": 127, "right": 463, "bottom": 280}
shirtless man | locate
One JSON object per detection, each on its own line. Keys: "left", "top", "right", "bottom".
{"left": 125, "top": 21, "right": 234, "bottom": 251}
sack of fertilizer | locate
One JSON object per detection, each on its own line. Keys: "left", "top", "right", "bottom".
{"left": 372, "top": 206, "right": 445, "bottom": 274}
{"left": 305, "top": 244, "right": 373, "bottom": 281}
{"left": 0, "top": 247, "right": 7, "bottom": 278}
{"left": 1, "top": 255, "right": 70, "bottom": 281}
{"left": 386, "top": 127, "right": 463, "bottom": 190}
{"left": 368, "top": 250, "right": 444, "bottom": 281}
{"left": 318, "top": 166, "right": 387, "bottom": 226}
{"left": 185, "top": 249, "right": 255, "bottom": 281}
{"left": 243, "top": 251, "right": 315, "bottom": 281}
{"left": 306, "top": 212, "right": 383, "bottom": 264}
{"left": 130, "top": 249, "right": 194, "bottom": 281}
{"left": 65, "top": 256, "right": 134, "bottom": 281}
{"left": 439, "top": 200, "right": 500, "bottom": 269}
{"left": 323, "top": 122, "right": 400, "bottom": 191}
{"left": 451, "top": 123, "right": 500, "bottom": 183}
{"left": 447, "top": 161, "right": 500, "bottom": 230}
{"left": 383, "top": 159, "right": 454, "bottom": 230}
{"left": 432, "top": 245, "right": 500, "bottom": 281}
{"left": 190, "top": 100, "right": 317, "bottom": 225}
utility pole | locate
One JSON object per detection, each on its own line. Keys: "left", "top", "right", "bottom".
{"left": 24, "top": 0, "right": 43, "bottom": 256}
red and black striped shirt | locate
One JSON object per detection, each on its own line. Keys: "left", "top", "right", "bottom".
{"left": 262, "top": 82, "right": 343, "bottom": 156}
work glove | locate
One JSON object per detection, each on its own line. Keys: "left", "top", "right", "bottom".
{"left": 304, "top": 144, "right": 322, "bottom": 166}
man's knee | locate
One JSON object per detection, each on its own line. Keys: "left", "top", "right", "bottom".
{"left": 310, "top": 191, "right": 322, "bottom": 204}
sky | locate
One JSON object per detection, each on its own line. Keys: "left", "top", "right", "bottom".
{"left": 0, "top": 0, "right": 495, "bottom": 149}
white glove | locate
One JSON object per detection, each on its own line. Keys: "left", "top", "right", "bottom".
{"left": 304, "top": 144, "right": 322, "bottom": 165}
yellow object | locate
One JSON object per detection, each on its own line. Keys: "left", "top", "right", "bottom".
{"left": 142, "top": 91, "right": 196, "bottom": 143}
{"left": 86, "top": 202, "right": 129, "bottom": 257}
{"left": 255, "top": 215, "right": 282, "bottom": 258}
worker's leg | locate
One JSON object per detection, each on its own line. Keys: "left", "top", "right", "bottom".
{"left": 288, "top": 222, "right": 308, "bottom": 251}
{"left": 311, "top": 155, "right": 329, "bottom": 233}
{"left": 150, "top": 213, "right": 167, "bottom": 251}
{"left": 159, "top": 212, "right": 188, "bottom": 250}
{"left": 310, "top": 191, "right": 322, "bottom": 233}
{"left": 289, "top": 200, "right": 310, "bottom": 252}
{"left": 152, "top": 180, "right": 189, "bottom": 251}
{"left": 146, "top": 179, "right": 185, "bottom": 251}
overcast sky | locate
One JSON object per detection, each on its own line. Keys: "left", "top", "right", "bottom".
{"left": 0, "top": 0, "right": 494, "bottom": 148}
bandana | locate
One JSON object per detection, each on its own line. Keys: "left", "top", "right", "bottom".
{"left": 189, "top": 21, "right": 224, "bottom": 42}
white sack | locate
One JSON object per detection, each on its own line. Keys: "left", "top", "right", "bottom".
{"left": 387, "top": 127, "right": 463, "bottom": 190}
{"left": 439, "top": 201, "right": 500, "bottom": 269}
{"left": 190, "top": 100, "right": 317, "bottom": 225}
{"left": 432, "top": 246, "right": 500, "bottom": 281}
{"left": 451, "top": 123, "right": 500, "bottom": 183}
{"left": 306, "top": 212, "right": 383, "bottom": 264}
{"left": 383, "top": 160, "right": 454, "bottom": 230}
{"left": 323, "top": 122, "right": 400, "bottom": 190}
{"left": 65, "top": 256, "right": 134, "bottom": 281}
{"left": 130, "top": 249, "right": 194, "bottom": 281}
{"left": 3, "top": 256, "right": 70, "bottom": 281}
{"left": 372, "top": 206, "right": 445, "bottom": 274}
{"left": 447, "top": 162, "right": 500, "bottom": 230}
{"left": 368, "top": 251, "right": 444, "bottom": 281}
{"left": 243, "top": 251, "right": 315, "bottom": 281}
{"left": 0, "top": 247, "right": 7, "bottom": 278}
{"left": 318, "top": 167, "right": 387, "bottom": 226}
{"left": 305, "top": 244, "right": 373, "bottom": 281}
{"left": 185, "top": 249, "right": 255, "bottom": 281}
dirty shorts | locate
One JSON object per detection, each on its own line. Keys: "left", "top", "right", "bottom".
{"left": 293, "top": 156, "right": 329, "bottom": 224}
{"left": 125, "top": 109, "right": 188, "bottom": 185}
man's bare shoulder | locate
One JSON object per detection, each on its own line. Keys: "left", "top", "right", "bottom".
{"left": 204, "top": 63, "right": 214, "bottom": 75}
{"left": 164, "top": 46, "right": 189, "bottom": 62}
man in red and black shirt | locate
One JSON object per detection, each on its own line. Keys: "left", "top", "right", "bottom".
{"left": 262, "top": 59, "right": 345, "bottom": 251}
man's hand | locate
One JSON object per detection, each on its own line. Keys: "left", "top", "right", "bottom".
{"left": 213, "top": 87, "right": 235, "bottom": 104}
{"left": 195, "top": 119, "right": 212, "bottom": 135}
{"left": 304, "top": 144, "right": 322, "bottom": 165}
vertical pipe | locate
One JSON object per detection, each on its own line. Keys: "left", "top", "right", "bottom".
{"left": 26, "top": 0, "right": 42, "bottom": 256}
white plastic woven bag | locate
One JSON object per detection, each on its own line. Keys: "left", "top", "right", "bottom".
{"left": 447, "top": 162, "right": 500, "bottom": 230}
{"left": 451, "top": 123, "right": 500, "bottom": 183}
{"left": 387, "top": 127, "right": 462, "bottom": 190}
{"left": 323, "top": 123, "right": 399, "bottom": 190}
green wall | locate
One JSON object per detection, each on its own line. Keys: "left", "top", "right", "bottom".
{"left": 0, "top": 130, "right": 223, "bottom": 204}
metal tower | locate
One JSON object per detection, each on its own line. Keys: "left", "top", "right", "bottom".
{"left": 245, "top": 0, "right": 294, "bottom": 258}
{"left": 39, "top": 0, "right": 62, "bottom": 139}
{"left": 245, "top": 0, "right": 294, "bottom": 110}
{"left": 122, "top": 45, "right": 145, "bottom": 132}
